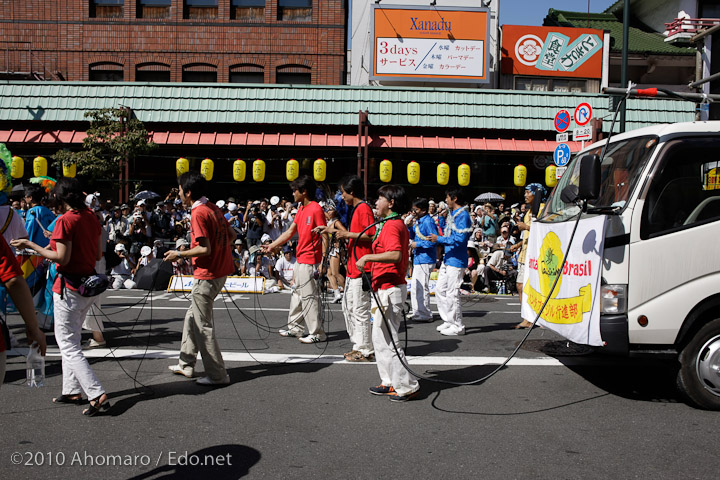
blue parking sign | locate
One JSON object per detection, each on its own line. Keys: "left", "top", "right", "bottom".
{"left": 554, "top": 143, "right": 571, "bottom": 167}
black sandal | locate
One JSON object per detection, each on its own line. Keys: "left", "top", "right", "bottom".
{"left": 53, "top": 394, "right": 85, "bottom": 405}
{"left": 82, "top": 396, "right": 111, "bottom": 417}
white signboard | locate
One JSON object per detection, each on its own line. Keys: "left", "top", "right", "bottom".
{"left": 555, "top": 166, "right": 567, "bottom": 179}
{"left": 406, "top": 277, "right": 437, "bottom": 295}
{"left": 375, "top": 38, "right": 485, "bottom": 77}
{"left": 167, "top": 275, "right": 265, "bottom": 294}
{"left": 573, "top": 126, "right": 593, "bottom": 142}
{"left": 556, "top": 133, "right": 568, "bottom": 143}
{"left": 521, "top": 216, "right": 606, "bottom": 346}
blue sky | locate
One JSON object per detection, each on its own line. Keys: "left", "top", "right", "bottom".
{"left": 499, "top": 0, "right": 617, "bottom": 26}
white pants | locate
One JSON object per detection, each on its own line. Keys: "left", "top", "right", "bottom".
{"left": 410, "top": 263, "right": 433, "bottom": 320}
{"left": 287, "top": 263, "right": 323, "bottom": 336}
{"left": 372, "top": 285, "right": 418, "bottom": 396}
{"left": 111, "top": 274, "right": 136, "bottom": 290}
{"left": 435, "top": 264, "right": 465, "bottom": 329}
{"left": 53, "top": 290, "right": 105, "bottom": 399}
{"left": 342, "top": 277, "right": 372, "bottom": 356}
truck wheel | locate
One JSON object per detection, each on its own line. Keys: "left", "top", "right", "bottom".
{"left": 677, "top": 318, "right": 720, "bottom": 410}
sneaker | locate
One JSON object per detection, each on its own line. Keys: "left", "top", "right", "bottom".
{"left": 168, "top": 364, "right": 194, "bottom": 378}
{"left": 413, "top": 316, "right": 434, "bottom": 323}
{"left": 332, "top": 292, "right": 343, "bottom": 304}
{"left": 299, "top": 333, "right": 326, "bottom": 344}
{"left": 482, "top": 287, "right": 490, "bottom": 293}
{"left": 441, "top": 325, "right": 465, "bottom": 336}
{"left": 369, "top": 385, "right": 395, "bottom": 396}
{"left": 389, "top": 390, "right": 419, "bottom": 402}
{"left": 436, "top": 322, "right": 452, "bottom": 332}
{"left": 345, "top": 351, "right": 374, "bottom": 362}
{"left": 83, "top": 339, "right": 107, "bottom": 349}
{"left": 279, "top": 328, "right": 303, "bottom": 337}
{"left": 196, "top": 374, "right": 230, "bottom": 386}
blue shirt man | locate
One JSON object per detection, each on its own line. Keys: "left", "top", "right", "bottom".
{"left": 408, "top": 199, "right": 438, "bottom": 322}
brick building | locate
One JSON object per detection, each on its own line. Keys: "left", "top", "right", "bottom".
{"left": 0, "top": 0, "right": 346, "bottom": 84}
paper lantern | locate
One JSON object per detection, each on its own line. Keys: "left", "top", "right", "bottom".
{"left": 437, "top": 162, "right": 449, "bottom": 186}
{"left": 253, "top": 159, "right": 265, "bottom": 182}
{"left": 286, "top": 159, "right": 299, "bottom": 181}
{"left": 458, "top": 163, "right": 470, "bottom": 187}
{"left": 33, "top": 156, "right": 47, "bottom": 177}
{"left": 514, "top": 164, "right": 527, "bottom": 187}
{"left": 176, "top": 157, "right": 189, "bottom": 177}
{"left": 200, "top": 158, "right": 214, "bottom": 181}
{"left": 407, "top": 161, "right": 420, "bottom": 184}
{"left": 10, "top": 156, "right": 23, "bottom": 179}
{"left": 233, "top": 159, "right": 246, "bottom": 182}
{"left": 62, "top": 163, "right": 76, "bottom": 178}
{"left": 545, "top": 165, "right": 557, "bottom": 188}
{"left": 379, "top": 159, "right": 392, "bottom": 183}
{"left": 313, "top": 158, "right": 326, "bottom": 182}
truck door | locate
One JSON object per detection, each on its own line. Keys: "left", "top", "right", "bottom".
{"left": 628, "top": 136, "right": 720, "bottom": 344}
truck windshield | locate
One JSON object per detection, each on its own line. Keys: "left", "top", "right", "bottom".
{"left": 541, "top": 135, "right": 659, "bottom": 222}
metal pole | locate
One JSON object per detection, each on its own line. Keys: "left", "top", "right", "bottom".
{"left": 363, "top": 110, "right": 369, "bottom": 197}
{"left": 603, "top": 87, "right": 720, "bottom": 102}
{"left": 620, "top": 0, "right": 630, "bottom": 132}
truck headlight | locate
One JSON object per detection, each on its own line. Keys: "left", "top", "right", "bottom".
{"left": 601, "top": 284, "right": 627, "bottom": 314}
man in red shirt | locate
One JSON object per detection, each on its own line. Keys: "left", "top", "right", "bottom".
{"left": 0, "top": 235, "right": 46, "bottom": 386}
{"left": 315, "top": 175, "right": 376, "bottom": 361}
{"left": 164, "top": 171, "right": 234, "bottom": 386}
{"left": 263, "top": 175, "right": 327, "bottom": 344}
{"left": 356, "top": 185, "right": 419, "bottom": 402}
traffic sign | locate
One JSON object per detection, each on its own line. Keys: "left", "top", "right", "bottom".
{"left": 554, "top": 110, "right": 571, "bottom": 133}
{"left": 573, "top": 126, "right": 592, "bottom": 142}
{"left": 574, "top": 103, "right": 593, "bottom": 126}
{"left": 554, "top": 143, "right": 571, "bottom": 167}
{"left": 556, "top": 166, "right": 567, "bottom": 179}
{"left": 556, "top": 133, "right": 568, "bottom": 143}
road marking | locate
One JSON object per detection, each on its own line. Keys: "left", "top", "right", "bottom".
{"left": 39, "top": 347, "right": 567, "bottom": 366}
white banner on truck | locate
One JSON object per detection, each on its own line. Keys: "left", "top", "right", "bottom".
{"left": 521, "top": 216, "right": 606, "bottom": 346}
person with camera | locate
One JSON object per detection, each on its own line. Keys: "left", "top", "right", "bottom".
{"left": 164, "top": 171, "right": 234, "bottom": 386}
{"left": 262, "top": 175, "right": 327, "bottom": 344}
{"left": 110, "top": 243, "right": 137, "bottom": 289}
{"left": 355, "top": 185, "right": 419, "bottom": 402}
{"left": 11, "top": 177, "right": 110, "bottom": 416}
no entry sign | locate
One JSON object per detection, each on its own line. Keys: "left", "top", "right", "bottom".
{"left": 554, "top": 110, "right": 571, "bottom": 133}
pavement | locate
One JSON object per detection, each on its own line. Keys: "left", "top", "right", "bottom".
{"left": 1, "top": 289, "right": 719, "bottom": 480}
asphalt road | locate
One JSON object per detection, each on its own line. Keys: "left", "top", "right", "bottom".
{"left": 1, "top": 289, "right": 719, "bottom": 480}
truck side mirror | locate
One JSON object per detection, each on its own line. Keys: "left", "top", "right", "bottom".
{"left": 561, "top": 154, "right": 601, "bottom": 203}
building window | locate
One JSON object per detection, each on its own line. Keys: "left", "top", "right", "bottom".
{"left": 230, "top": 64, "right": 264, "bottom": 83}
{"left": 137, "top": 0, "right": 171, "bottom": 19}
{"left": 90, "top": 0, "right": 124, "bottom": 19}
{"left": 136, "top": 62, "right": 171, "bottom": 82}
{"left": 277, "top": 0, "right": 311, "bottom": 22}
{"left": 89, "top": 62, "right": 124, "bottom": 81}
{"left": 231, "top": 0, "right": 265, "bottom": 21}
{"left": 183, "top": 63, "right": 217, "bottom": 82}
{"left": 515, "top": 77, "right": 586, "bottom": 93}
{"left": 184, "top": 0, "right": 218, "bottom": 19}
{"left": 276, "top": 64, "right": 311, "bottom": 84}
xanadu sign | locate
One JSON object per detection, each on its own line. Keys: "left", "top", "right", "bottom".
{"left": 502, "top": 25, "right": 604, "bottom": 79}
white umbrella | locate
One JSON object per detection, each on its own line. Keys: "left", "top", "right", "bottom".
{"left": 474, "top": 192, "right": 504, "bottom": 203}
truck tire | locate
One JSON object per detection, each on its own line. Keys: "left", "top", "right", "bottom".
{"left": 677, "top": 318, "right": 720, "bottom": 410}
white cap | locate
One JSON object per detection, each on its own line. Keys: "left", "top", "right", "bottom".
{"left": 216, "top": 200, "right": 226, "bottom": 209}
{"left": 137, "top": 199, "right": 146, "bottom": 206}
{"left": 84, "top": 194, "right": 99, "bottom": 210}
{"left": 270, "top": 196, "right": 280, "bottom": 206}
{"left": 227, "top": 202, "right": 238, "bottom": 212}
{"left": 140, "top": 246, "right": 152, "bottom": 257}
{"left": 261, "top": 233, "right": 272, "bottom": 243}
{"left": 115, "top": 243, "right": 127, "bottom": 252}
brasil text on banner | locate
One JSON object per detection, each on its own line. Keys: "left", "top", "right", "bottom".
{"left": 521, "top": 216, "right": 606, "bottom": 346}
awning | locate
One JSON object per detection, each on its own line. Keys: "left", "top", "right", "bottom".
{"left": 0, "top": 129, "right": 584, "bottom": 153}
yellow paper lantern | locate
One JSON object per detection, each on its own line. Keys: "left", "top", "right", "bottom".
{"left": 286, "top": 159, "right": 299, "bottom": 181}
{"left": 233, "top": 159, "right": 246, "bottom": 182}
{"left": 437, "top": 162, "right": 449, "bottom": 185}
{"left": 514, "top": 164, "right": 527, "bottom": 187}
{"left": 10, "top": 156, "right": 23, "bottom": 179}
{"left": 63, "top": 163, "right": 76, "bottom": 178}
{"left": 407, "top": 161, "right": 420, "bottom": 184}
{"left": 253, "top": 159, "right": 265, "bottom": 182}
{"left": 176, "top": 157, "right": 189, "bottom": 177}
{"left": 33, "top": 156, "right": 47, "bottom": 177}
{"left": 313, "top": 158, "right": 326, "bottom": 182}
{"left": 379, "top": 159, "right": 392, "bottom": 183}
{"left": 545, "top": 165, "right": 557, "bottom": 188}
{"left": 458, "top": 163, "right": 471, "bottom": 187}
{"left": 200, "top": 158, "right": 214, "bottom": 181}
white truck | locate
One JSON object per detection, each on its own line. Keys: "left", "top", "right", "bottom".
{"left": 541, "top": 120, "right": 720, "bottom": 410}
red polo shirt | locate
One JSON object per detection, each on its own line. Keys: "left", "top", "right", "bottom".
{"left": 293, "top": 201, "right": 326, "bottom": 265}
{"left": 347, "top": 202, "right": 376, "bottom": 279}
{"left": 190, "top": 201, "right": 234, "bottom": 280}
{"left": 0, "top": 235, "right": 24, "bottom": 353}
{"left": 371, "top": 218, "right": 409, "bottom": 291}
